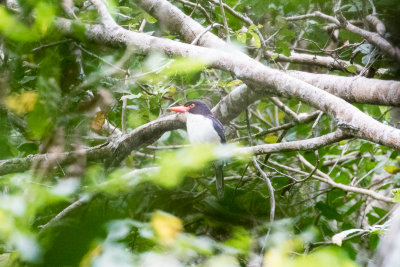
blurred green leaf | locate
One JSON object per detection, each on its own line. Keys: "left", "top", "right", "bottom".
{"left": 392, "top": 188, "right": 400, "bottom": 202}
{"left": 316, "top": 202, "right": 342, "bottom": 221}
{"left": 345, "top": 65, "right": 358, "bottom": 73}
{"left": 152, "top": 145, "right": 216, "bottom": 188}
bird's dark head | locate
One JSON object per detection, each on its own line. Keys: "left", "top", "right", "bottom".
{"left": 169, "top": 100, "right": 213, "bottom": 116}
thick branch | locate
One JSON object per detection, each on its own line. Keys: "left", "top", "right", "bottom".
{"left": 137, "top": 0, "right": 222, "bottom": 47}
{"left": 365, "top": 15, "right": 386, "bottom": 36}
{"left": 105, "top": 114, "right": 185, "bottom": 167}
{"left": 54, "top": 13, "right": 400, "bottom": 150}
{"left": 91, "top": 0, "right": 118, "bottom": 27}
{"left": 243, "top": 130, "right": 349, "bottom": 155}
{"left": 138, "top": 0, "right": 400, "bottom": 107}
{"left": 0, "top": 123, "right": 348, "bottom": 175}
{"left": 0, "top": 114, "right": 185, "bottom": 175}
{"left": 0, "top": 144, "right": 111, "bottom": 176}
{"left": 137, "top": 2, "right": 400, "bottom": 148}
{"left": 212, "top": 84, "right": 263, "bottom": 124}
{"left": 288, "top": 71, "right": 400, "bottom": 106}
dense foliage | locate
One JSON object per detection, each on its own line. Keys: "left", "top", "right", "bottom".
{"left": 0, "top": 0, "right": 400, "bottom": 266}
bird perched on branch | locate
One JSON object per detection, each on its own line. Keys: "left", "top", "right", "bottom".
{"left": 169, "top": 100, "right": 226, "bottom": 199}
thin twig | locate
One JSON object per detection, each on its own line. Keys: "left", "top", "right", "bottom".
{"left": 39, "top": 195, "right": 90, "bottom": 231}
{"left": 74, "top": 42, "right": 127, "bottom": 74}
{"left": 191, "top": 23, "right": 221, "bottom": 45}
{"left": 121, "top": 70, "right": 130, "bottom": 134}
{"left": 174, "top": 0, "right": 213, "bottom": 24}
{"left": 252, "top": 157, "right": 275, "bottom": 259}
{"left": 138, "top": 19, "right": 147, "bottom": 32}
{"left": 31, "top": 39, "right": 73, "bottom": 52}
{"left": 218, "top": 0, "right": 230, "bottom": 42}
{"left": 297, "top": 150, "right": 320, "bottom": 183}
{"left": 269, "top": 97, "right": 299, "bottom": 121}
{"left": 368, "top": 0, "right": 376, "bottom": 15}
{"left": 297, "top": 154, "right": 392, "bottom": 202}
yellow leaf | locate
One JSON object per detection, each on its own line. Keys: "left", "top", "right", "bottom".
{"left": 264, "top": 248, "right": 286, "bottom": 267}
{"left": 91, "top": 111, "right": 106, "bottom": 131}
{"left": 5, "top": 92, "right": 38, "bottom": 115}
{"left": 227, "top": 80, "right": 243, "bottom": 87}
{"left": 265, "top": 134, "right": 278, "bottom": 144}
{"left": 383, "top": 165, "right": 400, "bottom": 174}
{"left": 79, "top": 244, "right": 102, "bottom": 267}
{"left": 151, "top": 210, "right": 183, "bottom": 244}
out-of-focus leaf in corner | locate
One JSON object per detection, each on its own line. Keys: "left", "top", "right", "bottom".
{"left": 92, "top": 111, "right": 106, "bottom": 131}
{"left": 5, "top": 92, "right": 38, "bottom": 115}
{"left": 151, "top": 211, "right": 183, "bottom": 245}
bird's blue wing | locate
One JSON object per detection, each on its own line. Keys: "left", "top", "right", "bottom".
{"left": 208, "top": 115, "right": 226, "bottom": 143}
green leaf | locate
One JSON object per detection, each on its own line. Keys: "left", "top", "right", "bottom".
{"left": 248, "top": 24, "right": 261, "bottom": 48}
{"left": 360, "top": 142, "right": 373, "bottom": 154}
{"left": 249, "top": 31, "right": 261, "bottom": 48}
{"left": 265, "top": 134, "right": 278, "bottom": 144}
{"left": 143, "top": 57, "right": 208, "bottom": 83}
{"left": 224, "top": 227, "right": 252, "bottom": 254}
{"left": 316, "top": 202, "right": 342, "bottom": 220}
{"left": 372, "top": 207, "right": 387, "bottom": 218}
{"left": 27, "top": 102, "right": 51, "bottom": 139}
{"left": 383, "top": 165, "right": 400, "bottom": 174}
{"left": 345, "top": 65, "right": 358, "bottom": 73}
{"left": 151, "top": 145, "right": 216, "bottom": 188}
{"left": 392, "top": 189, "right": 400, "bottom": 202}
{"left": 143, "top": 12, "right": 158, "bottom": 24}
{"left": 237, "top": 32, "right": 247, "bottom": 43}
{"left": 0, "top": 7, "right": 40, "bottom": 42}
{"left": 227, "top": 80, "right": 243, "bottom": 87}
{"left": 17, "top": 143, "right": 39, "bottom": 156}
{"left": 270, "top": 54, "right": 279, "bottom": 60}
{"left": 34, "top": 2, "right": 55, "bottom": 35}
{"left": 19, "top": 76, "right": 36, "bottom": 85}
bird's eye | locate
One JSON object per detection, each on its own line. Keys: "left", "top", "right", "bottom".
{"left": 190, "top": 104, "right": 195, "bottom": 108}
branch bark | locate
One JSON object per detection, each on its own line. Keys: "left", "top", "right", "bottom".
{"left": 131, "top": 0, "right": 400, "bottom": 149}
{"left": 0, "top": 120, "right": 347, "bottom": 175}
{"left": 138, "top": 0, "right": 400, "bottom": 107}
{"left": 287, "top": 71, "right": 400, "bottom": 106}
{"left": 53, "top": 19, "right": 400, "bottom": 149}
{"left": 3, "top": 0, "right": 400, "bottom": 177}
{"left": 243, "top": 130, "right": 349, "bottom": 155}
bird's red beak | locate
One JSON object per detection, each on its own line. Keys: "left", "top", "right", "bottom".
{"left": 168, "top": 106, "right": 190, "bottom": 113}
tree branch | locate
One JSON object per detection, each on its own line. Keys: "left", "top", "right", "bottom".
{"left": 287, "top": 71, "right": 400, "bottom": 107}
{"left": 285, "top": 11, "right": 400, "bottom": 63}
{"left": 243, "top": 130, "right": 349, "bottom": 155}
{"left": 0, "top": 122, "right": 348, "bottom": 175}
{"left": 265, "top": 51, "right": 363, "bottom": 74}
{"left": 137, "top": 0, "right": 400, "bottom": 107}
{"left": 53, "top": 7, "right": 400, "bottom": 151}
{"left": 135, "top": 1, "right": 400, "bottom": 148}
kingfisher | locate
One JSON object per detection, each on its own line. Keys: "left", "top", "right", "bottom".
{"left": 169, "top": 100, "right": 226, "bottom": 199}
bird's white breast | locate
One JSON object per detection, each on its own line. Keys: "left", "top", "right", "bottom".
{"left": 185, "top": 113, "right": 221, "bottom": 144}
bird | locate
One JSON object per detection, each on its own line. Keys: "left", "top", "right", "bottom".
{"left": 169, "top": 100, "right": 226, "bottom": 199}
